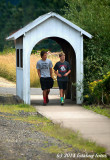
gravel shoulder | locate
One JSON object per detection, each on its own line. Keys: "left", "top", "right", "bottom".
{"left": 0, "top": 112, "right": 85, "bottom": 160}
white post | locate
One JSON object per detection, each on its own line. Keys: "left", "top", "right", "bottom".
{"left": 76, "top": 36, "right": 83, "bottom": 104}
{"left": 80, "top": 36, "right": 84, "bottom": 104}
{"left": 23, "top": 37, "right": 31, "bottom": 104}
{"left": 15, "top": 37, "right": 23, "bottom": 100}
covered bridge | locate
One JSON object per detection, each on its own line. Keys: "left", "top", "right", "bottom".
{"left": 6, "top": 12, "right": 92, "bottom": 105}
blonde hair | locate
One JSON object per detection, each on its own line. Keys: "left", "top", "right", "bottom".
{"left": 59, "top": 52, "right": 65, "bottom": 57}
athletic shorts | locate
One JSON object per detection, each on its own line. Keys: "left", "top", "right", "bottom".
{"left": 40, "top": 77, "right": 54, "bottom": 90}
{"left": 57, "top": 81, "right": 67, "bottom": 90}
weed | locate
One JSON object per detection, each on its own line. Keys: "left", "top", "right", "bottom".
{"left": 83, "top": 105, "right": 110, "bottom": 118}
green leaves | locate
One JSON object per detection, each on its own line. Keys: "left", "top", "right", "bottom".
{"left": 85, "top": 72, "right": 110, "bottom": 105}
{"left": 64, "top": 0, "right": 110, "bottom": 105}
{"left": 0, "top": 0, "right": 66, "bottom": 51}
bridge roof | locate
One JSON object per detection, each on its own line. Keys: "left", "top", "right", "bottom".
{"left": 6, "top": 12, "right": 92, "bottom": 40}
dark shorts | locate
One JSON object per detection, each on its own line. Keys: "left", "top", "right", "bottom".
{"left": 40, "top": 77, "right": 54, "bottom": 90}
{"left": 57, "top": 81, "right": 67, "bottom": 90}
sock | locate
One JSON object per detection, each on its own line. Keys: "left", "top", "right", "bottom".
{"left": 61, "top": 97, "right": 64, "bottom": 101}
{"left": 43, "top": 97, "right": 47, "bottom": 104}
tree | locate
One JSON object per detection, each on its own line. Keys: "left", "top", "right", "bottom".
{"left": 64, "top": 0, "right": 110, "bottom": 82}
{"left": 0, "top": 0, "right": 66, "bottom": 51}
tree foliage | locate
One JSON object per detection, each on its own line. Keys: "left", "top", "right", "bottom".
{"left": 64, "top": 0, "right": 110, "bottom": 81}
{"left": 63, "top": 0, "right": 110, "bottom": 104}
{"left": 0, "top": 0, "right": 66, "bottom": 51}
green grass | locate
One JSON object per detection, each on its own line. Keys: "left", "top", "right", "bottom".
{"left": 38, "top": 124, "right": 105, "bottom": 154}
{"left": 0, "top": 104, "right": 36, "bottom": 114}
{"left": 83, "top": 105, "right": 110, "bottom": 118}
{"left": 0, "top": 104, "right": 108, "bottom": 157}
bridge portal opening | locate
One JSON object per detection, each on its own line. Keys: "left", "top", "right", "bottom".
{"left": 30, "top": 37, "right": 76, "bottom": 105}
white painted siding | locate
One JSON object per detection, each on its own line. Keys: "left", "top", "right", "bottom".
{"left": 16, "top": 37, "right": 23, "bottom": 100}
{"left": 16, "top": 68, "right": 23, "bottom": 99}
{"left": 22, "top": 17, "right": 83, "bottom": 104}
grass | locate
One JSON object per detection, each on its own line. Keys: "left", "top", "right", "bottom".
{"left": 0, "top": 104, "right": 36, "bottom": 114}
{"left": 0, "top": 53, "right": 16, "bottom": 82}
{"left": 83, "top": 105, "right": 110, "bottom": 118}
{"left": 0, "top": 51, "right": 59, "bottom": 87}
{"left": 0, "top": 48, "right": 15, "bottom": 55}
{"left": 0, "top": 104, "right": 108, "bottom": 156}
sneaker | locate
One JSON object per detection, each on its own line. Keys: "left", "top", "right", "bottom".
{"left": 43, "top": 102, "right": 47, "bottom": 106}
{"left": 61, "top": 100, "right": 64, "bottom": 105}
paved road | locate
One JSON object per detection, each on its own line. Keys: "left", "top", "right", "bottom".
{"left": 0, "top": 87, "right": 59, "bottom": 95}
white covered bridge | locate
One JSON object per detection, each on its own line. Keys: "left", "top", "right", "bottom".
{"left": 6, "top": 12, "right": 92, "bottom": 105}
